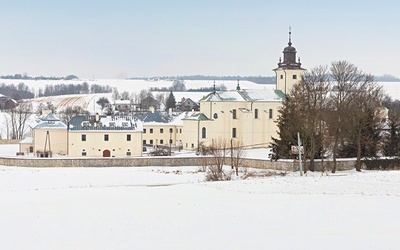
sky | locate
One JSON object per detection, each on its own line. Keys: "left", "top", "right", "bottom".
{"left": 0, "top": 0, "right": 399, "bottom": 79}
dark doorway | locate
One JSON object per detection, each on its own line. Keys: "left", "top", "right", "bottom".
{"left": 103, "top": 150, "right": 111, "bottom": 157}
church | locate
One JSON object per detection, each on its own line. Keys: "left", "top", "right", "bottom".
{"left": 180, "top": 30, "right": 304, "bottom": 150}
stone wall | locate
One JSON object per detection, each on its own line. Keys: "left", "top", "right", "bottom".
{"left": 0, "top": 139, "right": 19, "bottom": 144}
{"left": 0, "top": 156, "right": 356, "bottom": 171}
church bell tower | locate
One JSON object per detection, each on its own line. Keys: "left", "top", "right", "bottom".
{"left": 273, "top": 28, "right": 305, "bottom": 95}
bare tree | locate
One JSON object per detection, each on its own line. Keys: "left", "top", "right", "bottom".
{"left": 59, "top": 106, "right": 90, "bottom": 124}
{"left": 155, "top": 93, "right": 166, "bottom": 109}
{"left": 230, "top": 139, "right": 246, "bottom": 176}
{"left": 7, "top": 102, "right": 32, "bottom": 139}
{"left": 329, "top": 61, "right": 366, "bottom": 172}
{"left": 36, "top": 102, "right": 56, "bottom": 115}
{"left": 347, "top": 76, "right": 383, "bottom": 171}
{"left": 111, "top": 88, "right": 119, "bottom": 101}
{"left": 293, "top": 66, "right": 330, "bottom": 171}
{"left": 205, "top": 139, "right": 231, "bottom": 181}
{"left": 0, "top": 113, "right": 11, "bottom": 139}
{"left": 120, "top": 91, "right": 130, "bottom": 100}
{"left": 329, "top": 61, "right": 383, "bottom": 172}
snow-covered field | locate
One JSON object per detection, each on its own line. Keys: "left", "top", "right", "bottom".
{"left": 0, "top": 144, "right": 399, "bottom": 250}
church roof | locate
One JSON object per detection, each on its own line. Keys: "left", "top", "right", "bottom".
{"left": 199, "top": 89, "right": 284, "bottom": 102}
{"left": 182, "top": 112, "right": 210, "bottom": 121}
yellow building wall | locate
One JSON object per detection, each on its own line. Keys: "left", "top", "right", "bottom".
{"left": 274, "top": 68, "right": 305, "bottom": 95}
{"left": 68, "top": 131, "right": 142, "bottom": 157}
{"left": 182, "top": 100, "right": 282, "bottom": 150}
{"left": 34, "top": 128, "right": 68, "bottom": 155}
{"left": 142, "top": 124, "right": 183, "bottom": 147}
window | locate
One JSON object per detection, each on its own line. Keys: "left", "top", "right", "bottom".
{"left": 127, "top": 134, "right": 131, "bottom": 141}
{"left": 150, "top": 140, "right": 154, "bottom": 145}
{"left": 150, "top": 128, "right": 153, "bottom": 133}
{"left": 255, "top": 109, "right": 258, "bottom": 119}
{"left": 293, "top": 74, "right": 297, "bottom": 80}
{"left": 169, "top": 128, "right": 173, "bottom": 133}
{"left": 81, "top": 134, "right": 86, "bottom": 141}
{"left": 191, "top": 143, "right": 194, "bottom": 148}
{"left": 82, "top": 152, "right": 87, "bottom": 156}
{"left": 126, "top": 152, "right": 131, "bottom": 156}
{"left": 160, "top": 139, "right": 164, "bottom": 144}
{"left": 104, "top": 134, "right": 109, "bottom": 141}
{"left": 82, "top": 121, "right": 90, "bottom": 127}
{"left": 213, "top": 113, "right": 218, "bottom": 119}
{"left": 180, "top": 129, "right": 182, "bottom": 133}
{"left": 269, "top": 109, "right": 273, "bottom": 119}
{"left": 143, "top": 128, "right": 146, "bottom": 133}
{"left": 202, "top": 127, "right": 206, "bottom": 138}
{"left": 160, "top": 128, "right": 163, "bottom": 133}
{"left": 143, "top": 140, "right": 146, "bottom": 145}
{"left": 280, "top": 75, "right": 283, "bottom": 79}
{"left": 232, "top": 128, "right": 237, "bottom": 138}
{"left": 232, "top": 109, "right": 237, "bottom": 119}
{"left": 169, "top": 139, "right": 173, "bottom": 144}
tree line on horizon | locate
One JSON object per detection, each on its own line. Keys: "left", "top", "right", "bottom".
{"left": 129, "top": 74, "right": 400, "bottom": 84}
{"left": 0, "top": 74, "right": 79, "bottom": 81}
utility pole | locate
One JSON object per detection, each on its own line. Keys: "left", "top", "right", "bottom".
{"left": 298, "top": 132, "right": 303, "bottom": 176}
{"left": 231, "top": 138, "right": 233, "bottom": 169}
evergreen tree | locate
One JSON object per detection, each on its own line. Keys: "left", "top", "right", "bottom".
{"left": 166, "top": 91, "right": 176, "bottom": 110}
{"left": 270, "top": 95, "right": 301, "bottom": 159}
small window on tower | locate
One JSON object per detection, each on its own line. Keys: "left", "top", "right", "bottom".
{"left": 280, "top": 75, "right": 283, "bottom": 79}
{"left": 293, "top": 75, "right": 297, "bottom": 80}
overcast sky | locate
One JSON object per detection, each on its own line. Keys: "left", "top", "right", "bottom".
{"left": 0, "top": 0, "right": 399, "bottom": 79}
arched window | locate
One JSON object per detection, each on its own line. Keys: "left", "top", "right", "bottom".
{"left": 202, "top": 127, "right": 206, "bottom": 138}
{"left": 213, "top": 113, "right": 218, "bottom": 119}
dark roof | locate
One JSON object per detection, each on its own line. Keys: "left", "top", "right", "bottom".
{"left": 136, "top": 112, "right": 172, "bottom": 123}
{"left": 69, "top": 115, "right": 142, "bottom": 131}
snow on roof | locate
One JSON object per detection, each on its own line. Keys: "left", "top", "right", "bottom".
{"left": 19, "top": 137, "right": 33, "bottom": 144}
{"left": 182, "top": 112, "right": 209, "bottom": 121}
{"left": 200, "top": 89, "right": 284, "bottom": 102}
{"left": 239, "top": 89, "right": 285, "bottom": 102}
{"left": 34, "top": 120, "right": 67, "bottom": 129}
{"left": 69, "top": 115, "right": 143, "bottom": 132}
{"left": 40, "top": 113, "right": 61, "bottom": 121}
{"left": 114, "top": 99, "right": 131, "bottom": 105}
{"left": 137, "top": 111, "right": 189, "bottom": 126}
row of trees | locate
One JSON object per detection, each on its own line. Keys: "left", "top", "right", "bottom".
{"left": 38, "top": 82, "right": 112, "bottom": 97}
{"left": 0, "top": 82, "right": 34, "bottom": 100}
{"left": 0, "top": 74, "right": 78, "bottom": 80}
{"left": 0, "top": 82, "right": 113, "bottom": 100}
{"left": 272, "top": 61, "right": 387, "bottom": 172}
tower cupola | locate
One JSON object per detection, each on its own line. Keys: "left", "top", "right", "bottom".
{"left": 273, "top": 27, "right": 306, "bottom": 95}
{"left": 276, "top": 27, "right": 303, "bottom": 70}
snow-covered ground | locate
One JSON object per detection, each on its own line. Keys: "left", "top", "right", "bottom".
{"left": 0, "top": 144, "right": 399, "bottom": 249}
